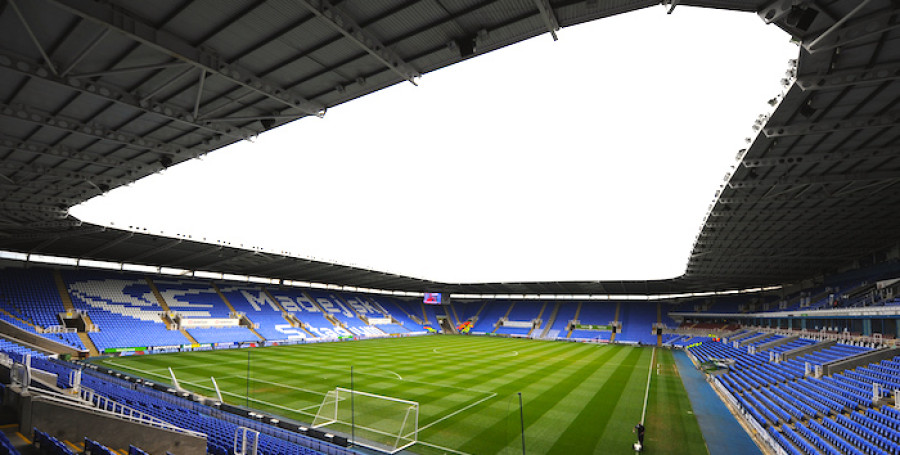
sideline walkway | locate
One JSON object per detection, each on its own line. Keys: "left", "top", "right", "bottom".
{"left": 673, "top": 350, "right": 760, "bottom": 455}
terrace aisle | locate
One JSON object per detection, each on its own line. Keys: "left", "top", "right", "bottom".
{"left": 673, "top": 350, "right": 760, "bottom": 455}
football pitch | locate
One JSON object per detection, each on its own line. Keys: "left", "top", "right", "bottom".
{"left": 93, "top": 335, "right": 708, "bottom": 454}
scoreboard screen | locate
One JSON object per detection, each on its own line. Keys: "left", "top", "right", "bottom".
{"left": 423, "top": 293, "right": 442, "bottom": 304}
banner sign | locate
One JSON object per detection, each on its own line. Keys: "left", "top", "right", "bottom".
{"left": 574, "top": 324, "right": 612, "bottom": 331}
{"left": 104, "top": 346, "right": 147, "bottom": 353}
{"left": 179, "top": 318, "right": 239, "bottom": 328}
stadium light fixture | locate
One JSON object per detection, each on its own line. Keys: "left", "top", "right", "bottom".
{"left": 122, "top": 263, "right": 156, "bottom": 273}
{"left": 0, "top": 251, "right": 27, "bottom": 261}
{"left": 160, "top": 267, "right": 190, "bottom": 276}
{"left": 29, "top": 254, "right": 78, "bottom": 266}
{"left": 77, "top": 259, "right": 120, "bottom": 270}
{"left": 194, "top": 270, "right": 223, "bottom": 279}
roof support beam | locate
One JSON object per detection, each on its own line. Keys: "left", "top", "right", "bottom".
{"left": 0, "top": 102, "right": 194, "bottom": 156}
{"left": 71, "top": 62, "right": 187, "bottom": 79}
{"left": 297, "top": 0, "right": 420, "bottom": 85}
{"left": 139, "top": 66, "right": 196, "bottom": 104}
{"left": 7, "top": 0, "right": 58, "bottom": 76}
{"left": 763, "top": 111, "right": 900, "bottom": 137}
{"left": 532, "top": 0, "right": 559, "bottom": 41}
{"left": 692, "top": 245, "right": 879, "bottom": 255}
{"left": 804, "top": 0, "right": 888, "bottom": 53}
{"left": 0, "top": 202, "right": 67, "bottom": 218}
{"left": 720, "top": 181, "right": 899, "bottom": 203}
{"left": 0, "top": 159, "right": 128, "bottom": 188}
{"left": 728, "top": 170, "right": 900, "bottom": 189}
{"left": 0, "top": 51, "right": 255, "bottom": 140}
{"left": 10, "top": 225, "right": 106, "bottom": 241}
{"left": 60, "top": 28, "right": 110, "bottom": 77}
{"left": 796, "top": 62, "right": 900, "bottom": 91}
{"left": 48, "top": 0, "right": 326, "bottom": 116}
{"left": 741, "top": 145, "right": 900, "bottom": 168}
{"left": 193, "top": 70, "right": 206, "bottom": 120}
{"left": 0, "top": 135, "right": 144, "bottom": 172}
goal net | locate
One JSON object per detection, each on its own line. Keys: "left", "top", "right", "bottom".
{"left": 311, "top": 387, "right": 418, "bottom": 453}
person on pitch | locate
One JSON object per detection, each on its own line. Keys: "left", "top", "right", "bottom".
{"left": 633, "top": 422, "right": 645, "bottom": 450}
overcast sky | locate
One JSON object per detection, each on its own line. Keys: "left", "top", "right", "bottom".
{"left": 71, "top": 5, "right": 799, "bottom": 285}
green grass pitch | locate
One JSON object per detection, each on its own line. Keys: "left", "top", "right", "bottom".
{"left": 93, "top": 335, "right": 708, "bottom": 454}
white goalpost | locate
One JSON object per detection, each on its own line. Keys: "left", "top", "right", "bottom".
{"left": 311, "top": 387, "right": 418, "bottom": 454}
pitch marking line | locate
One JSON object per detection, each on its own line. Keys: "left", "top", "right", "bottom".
{"left": 106, "top": 358, "right": 494, "bottom": 400}
{"left": 418, "top": 392, "right": 498, "bottom": 432}
{"left": 415, "top": 440, "right": 473, "bottom": 455}
{"left": 114, "top": 359, "right": 497, "bottom": 435}
{"left": 640, "top": 347, "right": 656, "bottom": 425}
{"left": 103, "top": 362, "right": 323, "bottom": 414}
{"left": 384, "top": 369, "right": 403, "bottom": 380}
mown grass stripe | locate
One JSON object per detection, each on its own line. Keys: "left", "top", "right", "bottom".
{"left": 549, "top": 347, "right": 644, "bottom": 454}
{"left": 456, "top": 345, "right": 626, "bottom": 454}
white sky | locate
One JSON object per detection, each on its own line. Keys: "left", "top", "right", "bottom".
{"left": 70, "top": 5, "right": 799, "bottom": 284}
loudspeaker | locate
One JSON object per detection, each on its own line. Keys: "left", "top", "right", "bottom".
{"left": 799, "top": 104, "right": 816, "bottom": 118}
{"left": 612, "top": 326, "right": 617, "bottom": 334}
{"left": 455, "top": 37, "right": 476, "bottom": 58}
{"left": 656, "top": 328, "right": 662, "bottom": 335}
{"left": 306, "top": 428, "right": 325, "bottom": 440}
{"left": 785, "top": 6, "right": 818, "bottom": 31}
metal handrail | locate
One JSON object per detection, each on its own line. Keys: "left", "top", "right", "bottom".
{"left": 25, "top": 385, "right": 205, "bottom": 438}
{"left": 79, "top": 387, "right": 206, "bottom": 438}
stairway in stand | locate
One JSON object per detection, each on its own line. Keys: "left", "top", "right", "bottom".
{"left": 54, "top": 271, "right": 99, "bottom": 357}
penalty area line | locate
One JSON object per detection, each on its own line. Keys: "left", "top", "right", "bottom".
{"left": 418, "top": 392, "right": 498, "bottom": 432}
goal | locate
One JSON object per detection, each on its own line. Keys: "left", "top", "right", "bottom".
{"left": 311, "top": 387, "right": 418, "bottom": 453}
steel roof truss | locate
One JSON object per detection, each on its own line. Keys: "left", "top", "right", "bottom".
{"left": 741, "top": 144, "right": 900, "bottom": 167}
{"left": 805, "top": 2, "right": 900, "bottom": 53}
{"left": 0, "top": 135, "right": 145, "bottom": 172}
{"left": 763, "top": 110, "right": 900, "bottom": 137}
{"left": 7, "top": 0, "right": 58, "bottom": 76}
{"left": 729, "top": 169, "right": 900, "bottom": 188}
{"left": 60, "top": 28, "right": 110, "bottom": 78}
{"left": 298, "top": 0, "right": 420, "bottom": 85}
{"left": 0, "top": 52, "right": 254, "bottom": 142}
{"left": 0, "top": 101, "right": 196, "bottom": 156}
{"left": 533, "top": 0, "right": 559, "bottom": 41}
{"left": 797, "top": 62, "right": 900, "bottom": 91}
{"left": 48, "top": 0, "right": 326, "bottom": 116}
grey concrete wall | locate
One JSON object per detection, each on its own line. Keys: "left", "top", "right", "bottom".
{"left": 783, "top": 339, "right": 836, "bottom": 361}
{"left": 758, "top": 335, "right": 798, "bottom": 352}
{"left": 825, "top": 347, "right": 900, "bottom": 376}
{"left": 0, "top": 319, "right": 85, "bottom": 357}
{"left": 18, "top": 393, "right": 207, "bottom": 455}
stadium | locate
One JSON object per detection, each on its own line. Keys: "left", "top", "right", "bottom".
{"left": 0, "top": 0, "right": 899, "bottom": 454}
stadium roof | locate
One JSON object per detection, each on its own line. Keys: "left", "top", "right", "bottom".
{"left": 1, "top": 0, "right": 899, "bottom": 295}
